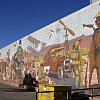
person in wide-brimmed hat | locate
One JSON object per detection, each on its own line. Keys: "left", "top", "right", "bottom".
{"left": 83, "top": 12, "right": 100, "bottom": 29}
{"left": 83, "top": 11, "right": 100, "bottom": 87}
{"left": 94, "top": 11, "right": 100, "bottom": 19}
{"left": 89, "top": 12, "right": 100, "bottom": 86}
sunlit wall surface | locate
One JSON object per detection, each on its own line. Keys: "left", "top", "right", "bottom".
{"left": 90, "top": 0, "right": 100, "bottom": 3}
{"left": 0, "top": 1, "right": 100, "bottom": 89}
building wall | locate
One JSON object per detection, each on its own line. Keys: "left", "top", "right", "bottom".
{"left": 0, "top": 1, "right": 100, "bottom": 88}
{"left": 90, "top": 0, "right": 100, "bottom": 4}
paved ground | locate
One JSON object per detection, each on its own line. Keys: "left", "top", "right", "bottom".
{"left": 90, "top": 97, "right": 100, "bottom": 100}
{"left": 0, "top": 81, "right": 100, "bottom": 100}
{"left": 0, "top": 82, "right": 36, "bottom": 100}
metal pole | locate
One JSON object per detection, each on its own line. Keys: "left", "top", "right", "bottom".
{"left": 66, "top": 91, "right": 68, "bottom": 100}
{"left": 91, "top": 88, "right": 93, "bottom": 100}
{"left": 36, "top": 92, "right": 38, "bottom": 100}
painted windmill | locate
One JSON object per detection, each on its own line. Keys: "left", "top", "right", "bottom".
{"left": 59, "top": 20, "right": 75, "bottom": 50}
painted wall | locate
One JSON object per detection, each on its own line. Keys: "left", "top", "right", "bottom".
{"left": 0, "top": 1, "right": 100, "bottom": 89}
{"left": 90, "top": 0, "right": 100, "bottom": 3}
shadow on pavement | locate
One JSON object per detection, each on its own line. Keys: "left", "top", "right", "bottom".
{"left": 0, "top": 87, "right": 35, "bottom": 92}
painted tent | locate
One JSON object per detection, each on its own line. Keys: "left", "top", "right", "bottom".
{"left": 0, "top": 1, "right": 100, "bottom": 88}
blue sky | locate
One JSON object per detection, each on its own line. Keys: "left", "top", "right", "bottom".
{"left": 0, "top": 0, "right": 90, "bottom": 49}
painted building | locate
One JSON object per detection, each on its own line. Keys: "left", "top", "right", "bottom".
{"left": 0, "top": 1, "right": 100, "bottom": 88}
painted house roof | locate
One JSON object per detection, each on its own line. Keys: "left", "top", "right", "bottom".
{"left": 40, "top": 34, "right": 93, "bottom": 56}
{"left": 68, "top": 34, "right": 93, "bottom": 49}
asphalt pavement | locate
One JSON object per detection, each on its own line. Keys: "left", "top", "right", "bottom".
{"left": 0, "top": 82, "right": 100, "bottom": 100}
{"left": 0, "top": 82, "right": 36, "bottom": 100}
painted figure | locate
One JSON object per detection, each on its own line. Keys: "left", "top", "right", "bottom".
{"left": 37, "top": 63, "right": 44, "bottom": 81}
{"left": 71, "top": 39, "right": 83, "bottom": 88}
{"left": 12, "top": 40, "right": 24, "bottom": 79}
{"left": 83, "top": 12, "right": 100, "bottom": 86}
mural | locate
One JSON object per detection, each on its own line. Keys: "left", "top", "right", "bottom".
{"left": 0, "top": 1, "right": 100, "bottom": 89}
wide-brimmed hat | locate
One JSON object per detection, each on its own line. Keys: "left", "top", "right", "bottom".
{"left": 94, "top": 12, "right": 100, "bottom": 18}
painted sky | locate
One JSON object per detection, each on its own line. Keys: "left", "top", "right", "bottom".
{"left": 0, "top": 0, "right": 90, "bottom": 49}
